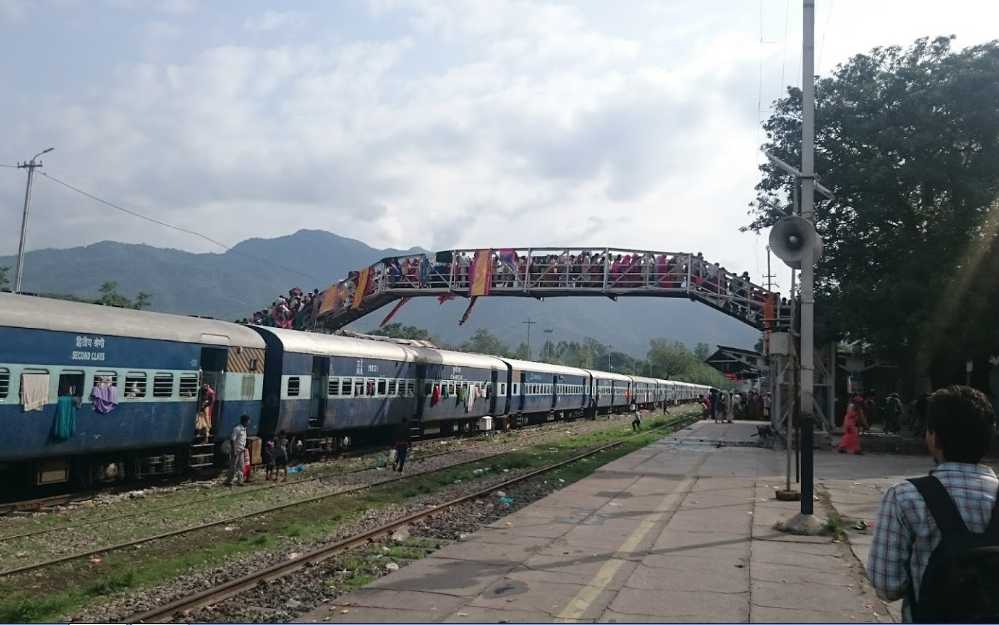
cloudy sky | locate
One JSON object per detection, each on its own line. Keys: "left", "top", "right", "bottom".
{"left": 2, "top": 0, "right": 997, "bottom": 287}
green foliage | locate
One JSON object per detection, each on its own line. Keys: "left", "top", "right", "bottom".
{"left": 133, "top": 291, "right": 152, "bottom": 310}
{"left": 749, "top": 36, "right": 999, "bottom": 389}
{"left": 370, "top": 323, "right": 435, "bottom": 341}
{"left": 460, "top": 328, "right": 511, "bottom": 356}
{"left": 96, "top": 282, "right": 153, "bottom": 310}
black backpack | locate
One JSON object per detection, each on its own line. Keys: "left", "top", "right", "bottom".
{"left": 908, "top": 476, "right": 999, "bottom": 623}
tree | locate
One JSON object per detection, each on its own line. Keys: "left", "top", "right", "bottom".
{"left": 0, "top": 266, "right": 8, "bottom": 291}
{"left": 694, "top": 342, "right": 712, "bottom": 362}
{"left": 748, "top": 36, "right": 999, "bottom": 392}
{"left": 370, "top": 323, "right": 433, "bottom": 341}
{"left": 647, "top": 339, "right": 695, "bottom": 378}
{"left": 460, "top": 329, "right": 510, "bottom": 357}
{"left": 97, "top": 282, "right": 132, "bottom": 308}
{"left": 511, "top": 341, "right": 530, "bottom": 360}
{"left": 133, "top": 292, "right": 152, "bottom": 310}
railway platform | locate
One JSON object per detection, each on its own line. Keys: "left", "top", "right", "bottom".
{"left": 302, "top": 420, "right": 930, "bottom": 623}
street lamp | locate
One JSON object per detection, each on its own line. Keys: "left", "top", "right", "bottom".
{"left": 13, "top": 147, "right": 54, "bottom": 293}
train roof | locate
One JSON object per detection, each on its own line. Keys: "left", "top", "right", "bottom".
{"left": 412, "top": 347, "right": 507, "bottom": 370}
{"left": 583, "top": 368, "right": 632, "bottom": 382}
{"left": 0, "top": 292, "right": 265, "bottom": 348}
{"left": 252, "top": 326, "right": 417, "bottom": 361}
{"left": 499, "top": 358, "right": 590, "bottom": 378}
{"left": 630, "top": 375, "right": 660, "bottom": 385}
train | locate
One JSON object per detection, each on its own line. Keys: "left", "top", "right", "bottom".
{"left": 0, "top": 293, "right": 712, "bottom": 490}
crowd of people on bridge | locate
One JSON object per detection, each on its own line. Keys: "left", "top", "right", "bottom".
{"left": 239, "top": 288, "right": 321, "bottom": 331}
{"left": 292, "top": 249, "right": 786, "bottom": 330}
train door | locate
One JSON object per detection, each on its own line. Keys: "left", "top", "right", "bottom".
{"left": 311, "top": 356, "right": 329, "bottom": 430}
{"left": 489, "top": 369, "right": 498, "bottom": 415}
{"left": 550, "top": 375, "right": 558, "bottom": 411}
{"left": 199, "top": 347, "right": 228, "bottom": 439}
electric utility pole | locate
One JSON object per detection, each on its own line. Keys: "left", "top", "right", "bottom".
{"left": 522, "top": 318, "right": 537, "bottom": 360}
{"left": 13, "top": 147, "right": 54, "bottom": 293}
{"left": 798, "top": 0, "right": 818, "bottom": 520}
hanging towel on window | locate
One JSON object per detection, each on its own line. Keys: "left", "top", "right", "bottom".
{"left": 90, "top": 380, "right": 118, "bottom": 414}
{"left": 465, "top": 385, "right": 477, "bottom": 413}
{"left": 21, "top": 373, "right": 49, "bottom": 412}
{"left": 53, "top": 395, "right": 77, "bottom": 441}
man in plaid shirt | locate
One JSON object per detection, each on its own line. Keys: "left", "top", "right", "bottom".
{"left": 868, "top": 385, "right": 998, "bottom": 622}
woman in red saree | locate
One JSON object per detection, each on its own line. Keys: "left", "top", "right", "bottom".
{"left": 837, "top": 399, "right": 866, "bottom": 454}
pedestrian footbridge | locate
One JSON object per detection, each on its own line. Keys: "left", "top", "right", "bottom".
{"left": 309, "top": 247, "right": 787, "bottom": 331}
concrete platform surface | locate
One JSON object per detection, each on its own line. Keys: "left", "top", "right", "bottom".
{"left": 302, "top": 420, "right": 923, "bottom": 623}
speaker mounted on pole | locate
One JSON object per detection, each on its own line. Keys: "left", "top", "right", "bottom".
{"left": 768, "top": 216, "right": 823, "bottom": 270}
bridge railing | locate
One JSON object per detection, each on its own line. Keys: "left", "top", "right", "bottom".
{"left": 310, "top": 247, "right": 790, "bottom": 331}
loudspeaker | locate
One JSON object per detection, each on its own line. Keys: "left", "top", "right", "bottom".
{"left": 768, "top": 216, "right": 823, "bottom": 269}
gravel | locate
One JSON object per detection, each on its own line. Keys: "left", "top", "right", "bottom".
{"left": 63, "top": 421, "right": 664, "bottom": 624}
{"left": 0, "top": 414, "right": 642, "bottom": 569}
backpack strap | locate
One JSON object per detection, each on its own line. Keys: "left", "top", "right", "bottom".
{"left": 908, "top": 476, "right": 971, "bottom": 537}
{"left": 983, "top": 484, "right": 999, "bottom": 539}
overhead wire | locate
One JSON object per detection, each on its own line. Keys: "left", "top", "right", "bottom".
{"left": 817, "top": 0, "right": 835, "bottom": 74}
{"left": 38, "top": 171, "right": 328, "bottom": 288}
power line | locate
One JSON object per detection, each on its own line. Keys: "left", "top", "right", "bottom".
{"left": 0, "top": 163, "right": 20, "bottom": 168}
{"left": 817, "top": 0, "right": 835, "bottom": 74}
{"left": 779, "top": 0, "right": 790, "bottom": 94}
{"left": 38, "top": 171, "right": 326, "bottom": 286}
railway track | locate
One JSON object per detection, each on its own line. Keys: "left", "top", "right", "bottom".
{"left": 0, "top": 414, "right": 631, "bottom": 545}
{"left": 128, "top": 440, "right": 630, "bottom": 623}
{"left": 0, "top": 412, "right": 687, "bottom": 579}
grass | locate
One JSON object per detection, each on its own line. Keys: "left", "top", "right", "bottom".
{"left": 0, "top": 408, "right": 698, "bottom": 623}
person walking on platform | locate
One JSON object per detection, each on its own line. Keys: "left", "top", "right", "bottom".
{"left": 836, "top": 399, "right": 865, "bottom": 454}
{"left": 225, "top": 414, "right": 250, "bottom": 486}
{"left": 868, "top": 386, "right": 999, "bottom": 623}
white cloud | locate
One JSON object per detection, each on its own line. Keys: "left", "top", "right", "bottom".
{"left": 5, "top": 0, "right": 999, "bottom": 295}
{"left": 243, "top": 10, "right": 307, "bottom": 33}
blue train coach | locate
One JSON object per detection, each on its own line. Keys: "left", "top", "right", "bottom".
{"left": 0, "top": 293, "right": 264, "bottom": 489}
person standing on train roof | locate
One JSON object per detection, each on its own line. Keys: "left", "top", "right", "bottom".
{"left": 225, "top": 414, "right": 250, "bottom": 486}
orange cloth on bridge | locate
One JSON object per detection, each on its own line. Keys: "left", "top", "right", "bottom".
{"left": 470, "top": 250, "right": 493, "bottom": 297}
{"left": 352, "top": 268, "right": 370, "bottom": 310}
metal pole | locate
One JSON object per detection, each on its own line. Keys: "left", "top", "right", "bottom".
{"left": 522, "top": 318, "right": 536, "bottom": 360}
{"left": 13, "top": 149, "right": 52, "bottom": 293}
{"left": 13, "top": 163, "right": 38, "bottom": 293}
{"left": 797, "top": 0, "right": 817, "bottom": 517}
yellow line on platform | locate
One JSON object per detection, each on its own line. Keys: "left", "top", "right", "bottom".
{"left": 556, "top": 453, "right": 708, "bottom": 622}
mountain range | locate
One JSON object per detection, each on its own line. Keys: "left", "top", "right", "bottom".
{"left": 1, "top": 229, "right": 759, "bottom": 356}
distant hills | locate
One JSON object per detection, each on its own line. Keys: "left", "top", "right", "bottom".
{"left": 1, "top": 229, "right": 759, "bottom": 357}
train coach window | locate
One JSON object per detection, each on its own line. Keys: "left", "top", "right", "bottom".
{"left": 341, "top": 379, "right": 352, "bottom": 397}
{"left": 0, "top": 368, "right": 9, "bottom": 399}
{"left": 387, "top": 380, "right": 396, "bottom": 396}
{"left": 153, "top": 373, "right": 174, "bottom": 398}
{"left": 328, "top": 377, "right": 341, "bottom": 396}
{"left": 513, "top": 383, "right": 520, "bottom": 395}
{"left": 407, "top": 380, "right": 416, "bottom": 397}
{"left": 354, "top": 379, "right": 365, "bottom": 397}
{"left": 95, "top": 370, "right": 118, "bottom": 388}
{"left": 287, "top": 377, "right": 301, "bottom": 398}
{"left": 124, "top": 373, "right": 147, "bottom": 399}
{"left": 367, "top": 378, "right": 377, "bottom": 396}
{"left": 498, "top": 382, "right": 506, "bottom": 396}
{"left": 241, "top": 375, "right": 255, "bottom": 400}
{"left": 179, "top": 374, "right": 198, "bottom": 398}
{"left": 378, "top": 379, "right": 388, "bottom": 396}
{"left": 424, "top": 381, "right": 432, "bottom": 396}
